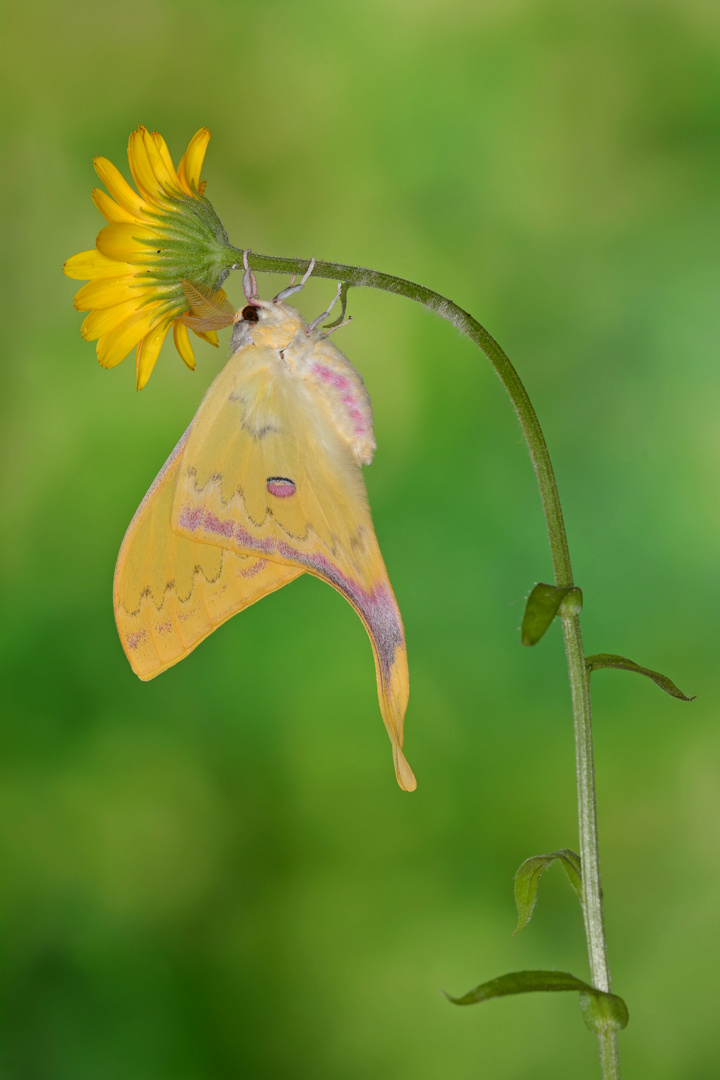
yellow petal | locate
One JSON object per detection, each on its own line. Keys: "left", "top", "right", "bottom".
{"left": 136, "top": 319, "right": 171, "bottom": 389}
{"left": 97, "top": 306, "right": 161, "bottom": 369}
{"left": 177, "top": 128, "right": 210, "bottom": 195}
{"left": 128, "top": 126, "right": 164, "bottom": 202}
{"left": 172, "top": 319, "right": 196, "bottom": 370}
{"left": 96, "top": 223, "right": 158, "bottom": 260}
{"left": 151, "top": 131, "right": 180, "bottom": 186}
{"left": 63, "top": 249, "right": 136, "bottom": 280}
{"left": 93, "top": 156, "right": 149, "bottom": 217}
{"left": 73, "top": 276, "right": 146, "bottom": 311}
{"left": 191, "top": 327, "right": 219, "bottom": 347}
{"left": 81, "top": 298, "right": 142, "bottom": 341}
{"left": 92, "top": 188, "right": 138, "bottom": 225}
{"left": 143, "top": 129, "right": 180, "bottom": 194}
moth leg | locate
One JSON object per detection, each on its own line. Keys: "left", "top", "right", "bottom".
{"left": 322, "top": 282, "right": 350, "bottom": 331}
{"left": 274, "top": 257, "right": 316, "bottom": 302}
{"left": 320, "top": 314, "right": 353, "bottom": 339}
{"left": 242, "top": 249, "right": 258, "bottom": 303}
{"left": 306, "top": 281, "right": 343, "bottom": 334}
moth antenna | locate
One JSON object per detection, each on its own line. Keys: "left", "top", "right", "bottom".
{"left": 177, "top": 280, "right": 235, "bottom": 331}
{"left": 242, "top": 249, "right": 259, "bottom": 305}
{"left": 306, "top": 280, "right": 342, "bottom": 334}
{"left": 320, "top": 315, "right": 353, "bottom": 339}
{"left": 274, "top": 257, "right": 316, "bottom": 303}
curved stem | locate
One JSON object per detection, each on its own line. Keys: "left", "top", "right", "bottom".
{"left": 236, "top": 250, "right": 619, "bottom": 1077}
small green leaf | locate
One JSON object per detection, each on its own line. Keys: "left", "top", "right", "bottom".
{"left": 521, "top": 584, "right": 583, "bottom": 646}
{"left": 445, "top": 970, "right": 629, "bottom": 1033}
{"left": 579, "top": 988, "right": 630, "bottom": 1035}
{"left": 514, "top": 850, "right": 583, "bottom": 934}
{"left": 445, "top": 969, "right": 591, "bottom": 1005}
{"left": 586, "top": 653, "right": 695, "bottom": 701}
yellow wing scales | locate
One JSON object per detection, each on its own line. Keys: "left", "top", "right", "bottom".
{"left": 114, "top": 431, "right": 303, "bottom": 681}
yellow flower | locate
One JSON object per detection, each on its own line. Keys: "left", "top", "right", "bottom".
{"left": 64, "top": 126, "right": 238, "bottom": 389}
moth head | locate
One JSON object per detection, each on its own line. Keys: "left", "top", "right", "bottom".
{"left": 230, "top": 299, "right": 305, "bottom": 354}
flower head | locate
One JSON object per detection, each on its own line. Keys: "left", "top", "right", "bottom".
{"left": 64, "top": 126, "right": 237, "bottom": 389}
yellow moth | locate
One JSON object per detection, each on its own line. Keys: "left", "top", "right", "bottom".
{"left": 113, "top": 266, "right": 416, "bottom": 791}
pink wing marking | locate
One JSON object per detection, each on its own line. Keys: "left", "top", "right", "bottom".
{"left": 239, "top": 559, "right": 267, "bottom": 579}
{"left": 126, "top": 628, "right": 147, "bottom": 650}
{"left": 266, "top": 479, "right": 297, "bottom": 498}
{"left": 177, "top": 506, "right": 404, "bottom": 680}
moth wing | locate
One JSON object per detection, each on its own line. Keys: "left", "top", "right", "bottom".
{"left": 171, "top": 345, "right": 415, "bottom": 790}
{"left": 114, "top": 429, "right": 303, "bottom": 681}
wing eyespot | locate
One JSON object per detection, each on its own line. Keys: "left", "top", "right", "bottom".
{"left": 266, "top": 477, "right": 296, "bottom": 498}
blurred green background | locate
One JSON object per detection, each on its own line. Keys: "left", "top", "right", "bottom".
{"left": 2, "top": 1, "right": 719, "bottom": 1076}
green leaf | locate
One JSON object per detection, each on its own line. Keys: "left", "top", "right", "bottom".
{"left": 445, "top": 970, "right": 629, "bottom": 1033}
{"left": 521, "top": 584, "right": 583, "bottom": 646}
{"left": 513, "top": 850, "right": 583, "bottom": 934}
{"left": 586, "top": 653, "right": 695, "bottom": 701}
{"left": 578, "top": 988, "right": 630, "bottom": 1035}
{"left": 445, "top": 969, "right": 588, "bottom": 1005}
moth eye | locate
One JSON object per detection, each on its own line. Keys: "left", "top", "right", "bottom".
{"left": 266, "top": 477, "right": 296, "bottom": 498}
{"left": 242, "top": 305, "right": 260, "bottom": 322}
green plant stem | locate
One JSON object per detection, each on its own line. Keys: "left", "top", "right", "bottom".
{"left": 563, "top": 613, "right": 619, "bottom": 1078}
{"left": 239, "top": 252, "right": 619, "bottom": 1078}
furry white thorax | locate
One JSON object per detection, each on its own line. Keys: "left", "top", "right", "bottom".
{"left": 229, "top": 299, "right": 376, "bottom": 467}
